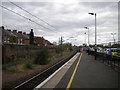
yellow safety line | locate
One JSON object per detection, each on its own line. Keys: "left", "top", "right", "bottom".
{"left": 66, "top": 53, "right": 83, "bottom": 90}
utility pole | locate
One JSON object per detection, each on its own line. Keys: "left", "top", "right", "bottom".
{"left": 60, "top": 36, "right": 63, "bottom": 55}
{"left": 60, "top": 36, "right": 63, "bottom": 45}
{"left": 84, "top": 32, "right": 87, "bottom": 45}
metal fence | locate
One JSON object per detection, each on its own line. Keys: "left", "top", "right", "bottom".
{"left": 87, "top": 50, "right": 120, "bottom": 71}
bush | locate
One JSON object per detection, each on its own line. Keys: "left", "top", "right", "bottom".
{"left": 69, "top": 47, "right": 73, "bottom": 51}
{"left": 24, "top": 63, "right": 32, "bottom": 69}
{"left": 34, "top": 48, "right": 50, "bottom": 65}
{"left": 56, "top": 46, "right": 63, "bottom": 54}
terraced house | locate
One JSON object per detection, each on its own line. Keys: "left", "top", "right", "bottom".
{"left": 34, "top": 36, "right": 53, "bottom": 46}
{"left": 1, "top": 26, "right": 53, "bottom": 46}
{"left": 1, "top": 26, "right": 29, "bottom": 45}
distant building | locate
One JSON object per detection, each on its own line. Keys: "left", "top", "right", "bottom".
{"left": 12, "top": 30, "right": 29, "bottom": 45}
{"left": 1, "top": 26, "right": 17, "bottom": 44}
{"left": 34, "top": 37, "right": 45, "bottom": 46}
{"left": 1, "top": 26, "right": 29, "bottom": 45}
{"left": 34, "top": 37, "right": 53, "bottom": 46}
{"left": 1, "top": 26, "right": 53, "bottom": 46}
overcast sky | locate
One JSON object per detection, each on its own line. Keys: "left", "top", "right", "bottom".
{"left": 1, "top": 0, "right": 119, "bottom": 46}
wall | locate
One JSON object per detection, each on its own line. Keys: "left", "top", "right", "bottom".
{"left": 2, "top": 44, "right": 56, "bottom": 64}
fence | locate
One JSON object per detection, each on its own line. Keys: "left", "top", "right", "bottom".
{"left": 87, "top": 50, "right": 120, "bottom": 71}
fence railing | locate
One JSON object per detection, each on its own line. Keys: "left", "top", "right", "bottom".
{"left": 86, "top": 50, "right": 120, "bottom": 71}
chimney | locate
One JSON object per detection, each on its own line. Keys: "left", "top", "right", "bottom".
{"left": 23, "top": 32, "right": 26, "bottom": 35}
{"left": 13, "top": 30, "right": 17, "bottom": 33}
{"left": 18, "top": 31, "right": 22, "bottom": 34}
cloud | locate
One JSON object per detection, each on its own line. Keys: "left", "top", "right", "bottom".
{"left": 1, "top": 1, "right": 119, "bottom": 45}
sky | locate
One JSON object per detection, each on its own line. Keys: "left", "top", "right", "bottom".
{"left": 0, "top": 0, "right": 119, "bottom": 46}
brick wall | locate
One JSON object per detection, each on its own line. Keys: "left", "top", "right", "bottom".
{"left": 2, "top": 44, "right": 56, "bottom": 64}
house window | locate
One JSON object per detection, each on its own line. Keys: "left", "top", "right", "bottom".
{"left": 20, "top": 39, "right": 23, "bottom": 44}
{"left": 18, "top": 39, "right": 21, "bottom": 44}
{"left": 7, "top": 37, "right": 9, "bottom": 43}
{"left": 3, "top": 37, "right": 7, "bottom": 42}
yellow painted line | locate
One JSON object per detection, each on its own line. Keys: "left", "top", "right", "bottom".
{"left": 66, "top": 53, "right": 83, "bottom": 90}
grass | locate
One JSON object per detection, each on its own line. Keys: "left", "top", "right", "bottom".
{"left": 4, "top": 64, "right": 24, "bottom": 73}
{"left": 3, "top": 62, "right": 34, "bottom": 74}
{"left": 3, "top": 50, "right": 71, "bottom": 74}
{"left": 47, "top": 50, "right": 71, "bottom": 63}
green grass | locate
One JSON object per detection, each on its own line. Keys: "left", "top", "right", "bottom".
{"left": 4, "top": 64, "right": 24, "bottom": 73}
{"left": 3, "top": 61, "right": 35, "bottom": 74}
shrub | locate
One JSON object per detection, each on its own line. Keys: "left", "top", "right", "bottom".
{"left": 34, "top": 48, "right": 50, "bottom": 65}
{"left": 69, "top": 47, "right": 73, "bottom": 51}
{"left": 56, "top": 46, "right": 63, "bottom": 54}
{"left": 24, "top": 63, "right": 32, "bottom": 69}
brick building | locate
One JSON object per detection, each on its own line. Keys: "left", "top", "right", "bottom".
{"left": 12, "top": 30, "right": 29, "bottom": 45}
{"left": 1, "top": 26, "right": 30, "bottom": 45}
{"left": 1, "top": 26, "right": 53, "bottom": 46}
{"left": 34, "top": 37, "right": 53, "bottom": 46}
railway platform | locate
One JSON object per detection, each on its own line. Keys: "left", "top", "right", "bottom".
{"left": 34, "top": 51, "right": 119, "bottom": 89}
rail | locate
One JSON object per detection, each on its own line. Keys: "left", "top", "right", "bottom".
{"left": 3, "top": 50, "right": 78, "bottom": 90}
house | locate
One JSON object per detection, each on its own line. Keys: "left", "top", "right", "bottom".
{"left": 34, "top": 37, "right": 46, "bottom": 46}
{"left": 12, "top": 30, "right": 29, "bottom": 45}
{"left": 34, "top": 37, "right": 53, "bottom": 46}
{"left": 1, "top": 26, "right": 53, "bottom": 46}
{"left": 1, "top": 26, "right": 17, "bottom": 44}
{"left": 45, "top": 40, "right": 54, "bottom": 46}
{"left": 22, "top": 32, "right": 29, "bottom": 44}
{"left": 1, "top": 26, "right": 29, "bottom": 45}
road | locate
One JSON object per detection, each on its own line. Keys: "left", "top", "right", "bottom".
{"left": 35, "top": 51, "right": 119, "bottom": 89}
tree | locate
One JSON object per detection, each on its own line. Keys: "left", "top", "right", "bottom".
{"left": 63, "top": 43, "right": 73, "bottom": 51}
{"left": 111, "top": 44, "right": 120, "bottom": 48}
{"left": 9, "top": 36, "right": 16, "bottom": 43}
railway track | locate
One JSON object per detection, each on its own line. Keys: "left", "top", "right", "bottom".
{"left": 3, "top": 51, "right": 78, "bottom": 90}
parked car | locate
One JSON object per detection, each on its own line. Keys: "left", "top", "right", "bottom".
{"left": 116, "top": 48, "right": 120, "bottom": 56}
{"left": 103, "top": 48, "right": 111, "bottom": 54}
{"left": 96, "top": 47, "right": 103, "bottom": 53}
{"left": 106, "top": 48, "right": 120, "bottom": 56}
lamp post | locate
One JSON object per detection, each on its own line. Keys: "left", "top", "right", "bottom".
{"left": 84, "top": 32, "right": 87, "bottom": 45}
{"left": 88, "top": 12, "right": 97, "bottom": 60}
{"left": 84, "top": 27, "right": 90, "bottom": 46}
{"left": 111, "top": 33, "right": 116, "bottom": 44}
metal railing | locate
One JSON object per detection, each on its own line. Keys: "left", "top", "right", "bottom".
{"left": 86, "top": 50, "right": 120, "bottom": 71}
